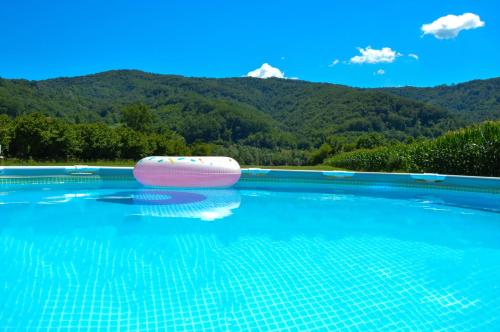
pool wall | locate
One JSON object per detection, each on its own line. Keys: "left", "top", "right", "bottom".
{"left": 1, "top": 166, "right": 499, "bottom": 194}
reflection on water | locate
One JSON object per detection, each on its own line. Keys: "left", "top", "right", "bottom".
{"left": 98, "top": 189, "right": 241, "bottom": 221}
{"left": 97, "top": 190, "right": 207, "bottom": 205}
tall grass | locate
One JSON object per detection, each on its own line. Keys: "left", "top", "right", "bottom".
{"left": 325, "top": 121, "right": 500, "bottom": 176}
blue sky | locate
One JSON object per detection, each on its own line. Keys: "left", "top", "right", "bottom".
{"left": 0, "top": 0, "right": 498, "bottom": 87}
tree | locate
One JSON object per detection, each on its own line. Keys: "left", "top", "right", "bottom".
{"left": 11, "top": 113, "right": 77, "bottom": 160}
{"left": 190, "top": 142, "right": 214, "bottom": 156}
{"left": 356, "top": 133, "right": 386, "bottom": 149}
{"left": 150, "top": 132, "right": 189, "bottom": 156}
{"left": 121, "top": 103, "right": 155, "bottom": 132}
{"left": 115, "top": 127, "right": 152, "bottom": 160}
{"left": 75, "top": 123, "right": 120, "bottom": 160}
{"left": 0, "top": 114, "right": 13, "bottom": 156}
{"left": 309, "top": 143, "right": 333, "bottom": 165}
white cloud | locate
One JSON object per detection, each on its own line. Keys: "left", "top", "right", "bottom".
{"left": 328, "top": 59, "right": 340, "bottom": 67}
{"left": 374, "top": 69, "right": 385, "bottom": 75}
{"left": 408, "top": 53, "right": 419, "bottom": 60}
{"left": 349, "top": 46, "right": 401, "bottom": 64}
{"left": 247, "top": 63, "right": 285, "bottom": 79}
{"left": 421, "top": 13, "right": 485, "bottom": 39}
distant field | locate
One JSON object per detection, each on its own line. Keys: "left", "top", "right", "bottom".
{"left": 0, "top": 159, "right": 344, "bottom": 171}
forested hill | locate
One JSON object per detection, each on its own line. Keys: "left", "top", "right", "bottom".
{"left": 0, "top": 70, "right": 459, "bottom": 149}
{"left": 380, "top": 77, "right": 500, "bottom": 122}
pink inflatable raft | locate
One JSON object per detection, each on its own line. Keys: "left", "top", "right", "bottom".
{"left": 133, "top": 156, "right": 241, "bottom": 188}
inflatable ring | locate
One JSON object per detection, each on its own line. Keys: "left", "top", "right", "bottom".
{"left": 133, "top": 156, "right": 241, "bottom": 188}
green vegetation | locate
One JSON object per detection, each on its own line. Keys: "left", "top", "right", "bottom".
{"left": 325, "top": 121, "right": 500, "bottom": 177}
{"left": 0, "top": 70, "right": 458, "bottom": 148}
{"left": 0, "top": 112, "right": 188, "bottom": 161}
{"left": 381, "top": 78, "right": 500, "bottom": 122}
{"left": 0, "top": 112, "right": 308, "bottom": 165}
{"left": 1, "top": 159, "right": 136, "bottom": 167}
{"left": 0, "top": 70, "right": 498, "bottom": 175}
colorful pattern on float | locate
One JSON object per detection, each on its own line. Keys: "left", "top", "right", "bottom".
{"left": 133, "top": 156, "right": 241, "bottom": 188}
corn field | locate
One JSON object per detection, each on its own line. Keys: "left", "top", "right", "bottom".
{"left": 325, "top": 121, "right": 500, "bottom": 177}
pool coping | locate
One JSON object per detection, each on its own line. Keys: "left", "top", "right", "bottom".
{"left": 1, "top": 165, "right": 499, "bottom": 194}
{"left": 0, "top": 165, "right": 499, "bottom": 180}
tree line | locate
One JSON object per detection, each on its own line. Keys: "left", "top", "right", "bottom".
{"left": 1, "top": 101, "right": 498, "bottom": 174}
{"left": 0, "top": 111, "right": 187, "bottom": 161}
{"left": 0, "top": 109, "right": 310, "bottom": 165}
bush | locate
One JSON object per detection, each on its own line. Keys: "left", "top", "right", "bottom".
{"left": 326, "top": 121, "right": 500, "bottom": 176}
{"left": 0, "top": 114, "right": 13, "bottom": 155}
{"left": 1, "top": 113, "right": 192, "bottom": 162}
{"left": 325, "top": 145, "right": 409, "bottom": 172}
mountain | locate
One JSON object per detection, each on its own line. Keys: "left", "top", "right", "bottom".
{"left": 380, "top": 77, "right": 500, "bottom": 122}
{"left": 0, "top": 70, "right": 459, "bottom": 150}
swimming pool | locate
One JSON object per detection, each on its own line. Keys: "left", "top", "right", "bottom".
{"left": 0, "top": 168, "right": 499, "bottom": 331}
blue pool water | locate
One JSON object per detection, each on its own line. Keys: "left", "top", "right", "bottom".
{"left": 0, "top": 181, "right": 499, "bottom": 331}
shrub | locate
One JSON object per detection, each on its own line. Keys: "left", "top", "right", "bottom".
{"left": 326, "top": 121, "right": 500, "bottom": 176}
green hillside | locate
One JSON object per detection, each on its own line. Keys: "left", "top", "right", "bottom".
{"left": 0, "top": 70, "right": 457, "bottom": 149}
{"left": 0, "top": 70, "right": 498, "bottom": 167}
{"left": 380, "top": 78, "right": 500, "bottom": 121}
